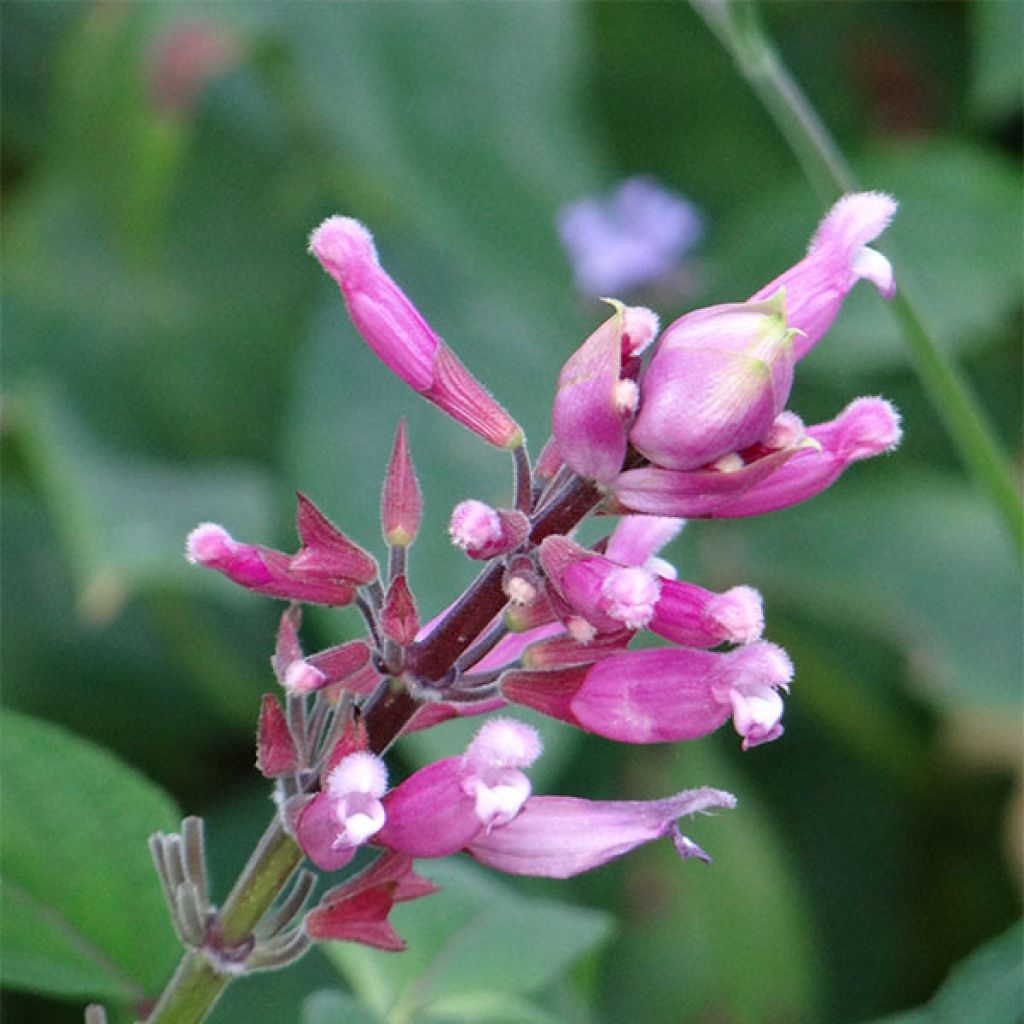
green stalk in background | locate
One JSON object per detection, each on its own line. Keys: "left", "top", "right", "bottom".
{"left": 691, "top": 0, "right": 1023, "bottom": 555}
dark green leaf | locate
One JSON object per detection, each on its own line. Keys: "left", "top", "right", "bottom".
{"left": 0, "top": 710, "right": 180, "bottom": 1001}
{"left": 860, "top": 920, "right": 1024, "bottom": 1024}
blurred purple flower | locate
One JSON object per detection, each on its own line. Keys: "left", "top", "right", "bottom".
{"left": 557, "top": 176, "right": 703, "bottom": 296}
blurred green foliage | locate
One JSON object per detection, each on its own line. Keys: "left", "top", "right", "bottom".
{"left": 1, "top": 2, "right": 1020, "bottom": 1023}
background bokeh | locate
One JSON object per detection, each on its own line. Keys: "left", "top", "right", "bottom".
{"left": 2, "top": 2, "right": 1021, "bottom": 1022}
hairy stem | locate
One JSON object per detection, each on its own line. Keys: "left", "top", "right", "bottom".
{"left": 691, "top": 0, "right": 1023, "bottom": 552}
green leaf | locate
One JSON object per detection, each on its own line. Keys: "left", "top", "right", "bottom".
{"left": 971, "top": 1, "right": 1024, "bottom": 124}
{"left": 600, "top": 740, "right": 822, "bottom": 1023}
{"left": 6, "top": 386, "right": 275, "bottom": 617}
{"left": 859, "top": 920, "right": 1024, "bottom": 1024}
{"left": 693, "top": 472, "right": 1021, "bottom": 713}
{"left": 325, "top": 858, "right": 613, "bottom": 1024}
{"left": 423, "top": 990, "right": 565, "bottom": 1024}
{"left": 302, "top": 989, "right": 383, "bottom": 1024}
{"left": 0, "top": 710, "right": 181, "bottom": 1001}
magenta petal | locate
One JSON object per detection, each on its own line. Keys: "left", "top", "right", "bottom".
{"left": 750, "top": 192, "right": 898, "bottom": 359}
{"left": 552, "top": 311, "right": 629, "bottom": 483}
{"left": 610, "top": 443, "right": 800, "bottom": 517}
{"left": 709, "top": 397, "right": 902, "bottom": 518}
{"left": 466, "top": 787, "right": 736, "bottom": 878}
{"left": 570, "top": 648, "right": 730, "bottom": 743}
{"left": 376, "top": 758, "right": 483, "bottom": 858}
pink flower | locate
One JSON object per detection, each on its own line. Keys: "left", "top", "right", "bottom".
{"left": 295, "top": 752, "right": 389, "bottom": 871}
{"left": 466, "top": 786, "right": 736, "bottom": 878}
{"left": 186, "top": 494, "right": 377, "bottom": 605}
{"left": 502, "top": 642, "right": 793, "bottom": 749}
{"left": 612, "top": 398, "right": 900, "bottom": 518}
{"left": 539, "top": 535, "right": 763, "bottom": 647}
{"left": 611, "top": 193, "right": 899, "bottom": 517}
{"left": 310, "top": 216, "right": 523, "bottom": 449}
{"left": 376, "top": 719, "right": 542, "bottom": 858}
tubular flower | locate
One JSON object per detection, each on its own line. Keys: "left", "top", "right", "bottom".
{"left": 376, "top": 719, "right": 542, "bottom": 858}
{"left": 539, "top": 534, "right": 763, "bottom": 648}
{"left": 750, "top": 191, "right": 898, "bottom": 359}
{"left": 296, "top": 752, "right": 389, "bottom": 871}
{"left": 309, "top": 216, "right": 523, "bottom": 449}
{"left": 466, "top": 785, "right": 736, "bottom": 878}
{"left": 502, "top": 642, "right": 793, "bottom": 749}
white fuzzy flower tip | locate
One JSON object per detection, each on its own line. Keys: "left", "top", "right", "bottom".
{"left": 308, "top": 215, "right": 379, "bottom": 278}
{"left": 185, "top": 523, "right": 233, "bottom": 564}
{"left": 707, "top": 586, "right": 764, "bottom": 644}
{"left": 839, "top": 397, "right": 902, "bottom": 459}
{"left": 449, "top": 499, "right": 502, "bottom": 551}
{"left": 326, "top": 751, "right": 388, "bottom": 799}
{"left": 601, "top": 566, "right": 661, "bottom": 629}
{"left": 283, "top": 659, "right": 327, "bottom": 695}
{"left": 467, "top": 718, "right": 543, "bottom": 770}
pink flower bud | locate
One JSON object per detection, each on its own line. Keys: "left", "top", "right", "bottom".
{"left": 186, "top": 522, "right": 358, "bottom": 606}
{"left": 449, "top": 501, "right": 529, "bottom": 560}
{"left": 552, "top": 303, "right": 659, "bottom": 483}
{"left": 630, "top": 289, "right": 797, "bottom": 472}
{"left": 381, "top": 420, "right": 422, "bottom": 548}
{"left": 381, "top": 575, "right": 419, "bottom": 646}
{"left": 310, "top": 216, "right": 523, "bottom": 449}
{"left": 750, "top": 192, "right": 898, "bottom": 360}
{"left": 256, "top": 694, "right": 298, "bottom": 777}
{"left": 504, "top": 643, "right": 792, "bottom": 748}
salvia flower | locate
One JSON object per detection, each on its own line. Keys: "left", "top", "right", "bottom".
{"left": 502, "top": 642, "right": 793, "bottom": 749}
{"left": 375, "top": 719, "right": 542, "bottom": 859}
{"left": 296, "top": 751, "right": 389, "bottom": 871}
{"left": 466, "top": 786, "right": 736, "bottom": 877}
{"left": 608, "top": 191, "right": 900, "bottom": 517}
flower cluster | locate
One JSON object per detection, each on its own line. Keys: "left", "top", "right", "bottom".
{"left": 186, "top": 192, "right": 900, "bottom": 954}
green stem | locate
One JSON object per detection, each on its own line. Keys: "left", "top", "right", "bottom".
{"left": 691, "top": 0, "right": 1023, "bottom": 553}
{"left": 145, "top": 821, "right": 304, "bottom": 1024}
